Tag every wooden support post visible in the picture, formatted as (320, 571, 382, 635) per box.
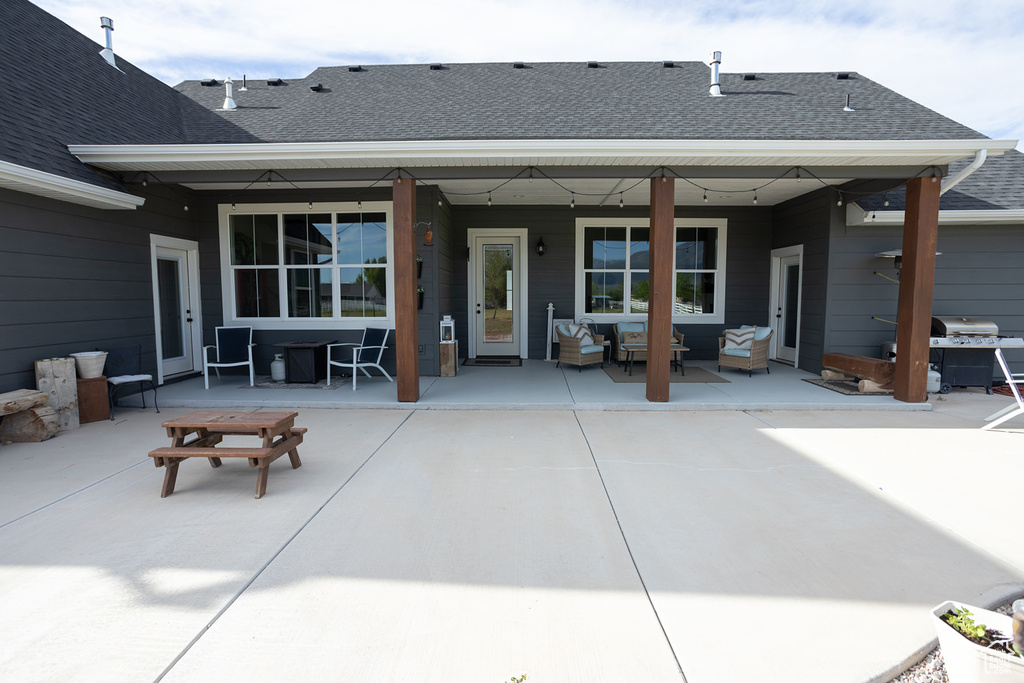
(647, 177, 675, 403)
(393, 178, 420, 402)
(894, 176, 941, 403)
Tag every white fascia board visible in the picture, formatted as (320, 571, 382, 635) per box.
(69, 138, 1019, 169)
(0, 159, 144, 210)
(847, 202, 1024, 226)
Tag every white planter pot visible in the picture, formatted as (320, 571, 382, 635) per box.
(69, 351, 108, 379)
(932, 601, 1024, 683)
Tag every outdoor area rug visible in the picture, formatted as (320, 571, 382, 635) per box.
(242, 377, 344, 390)
(463, 357, 522, 367)
(601, 365, 729, 384)
(802, 378, 892, 395)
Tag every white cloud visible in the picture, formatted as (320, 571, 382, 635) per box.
(31, 0, 1024, 147)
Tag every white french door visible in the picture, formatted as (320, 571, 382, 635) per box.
(769, 245, 803, 366)
(467, 229, 529, 358)
(151, 236, 202, 382)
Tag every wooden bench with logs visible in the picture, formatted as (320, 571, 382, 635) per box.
(821, 353, 895, 393)
(0, 389, 60, 442)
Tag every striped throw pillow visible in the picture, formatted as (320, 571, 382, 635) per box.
(566, 324, 594, 346)
(724, 326, 756, 350)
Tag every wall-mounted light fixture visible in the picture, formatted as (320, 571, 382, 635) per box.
(535, 237, 546, 256)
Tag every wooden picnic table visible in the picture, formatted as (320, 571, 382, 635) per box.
(148, 411, 305, 499)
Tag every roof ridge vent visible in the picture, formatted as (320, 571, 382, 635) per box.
(200, 78, 218, 86)
(513, 61, 526, 69)
(836, 72, 851, 80)
(98, 17, 120, 70)
(348, 65, 364, 72)
(220, 77, 237, 111)
(429, 63, 444, 70)
(662, 61, 675, 68)
(267, 78, 284, 86)
(309, 83, 323, 92)
(587, 61, 601, 68)
(742, 73, 756, 81)
(708, 51, 724, 96)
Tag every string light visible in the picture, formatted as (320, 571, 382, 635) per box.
(836, 193, 843, 207)
(308, 200, 313, 209)
(752, 192, 758, 205)
(795, 168, 801, 182)
(703, 190, 708, 203)
(619, 194, 624, 208)
(570, 193, 575, 209)
(487, 192, 492, 206)
(883, 194, 890, 207)
(231, 201, 236, 210)
(184, 205, 189, 212)
(357, 200, 362, 209)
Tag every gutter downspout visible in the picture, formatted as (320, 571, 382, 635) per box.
(940, 148, 986, 195)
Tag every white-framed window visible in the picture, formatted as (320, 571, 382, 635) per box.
(574, 217, 727, 324)
(219, 201, 394, 330)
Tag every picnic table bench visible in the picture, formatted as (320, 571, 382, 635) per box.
(149, 411, 305, 499)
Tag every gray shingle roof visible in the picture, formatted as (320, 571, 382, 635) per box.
(173, 61, 987, 144)
(0, 0, 252, 191)
(857, 150, 1024, 211)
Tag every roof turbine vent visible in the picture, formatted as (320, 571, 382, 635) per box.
(221, 77, 238, 111)
(98, 17, 117, 68)
(709, 51, 724, 97)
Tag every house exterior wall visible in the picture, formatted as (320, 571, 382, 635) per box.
(822, 217, 1024, 374)
(771, 187, 833, 373)
(190, 186, 443, 377)
(0, 185, 199, 393)
(451, 204, 775, 361)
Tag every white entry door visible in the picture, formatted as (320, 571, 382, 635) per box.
(468, 230, 528, 358)
(151, 236, 202, 382)
(769, 246, 802, 365)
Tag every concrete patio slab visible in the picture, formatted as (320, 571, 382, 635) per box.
(162, 411, 683, 682)
(0, 395, 1021, 682)
(0, 408, 411, 681)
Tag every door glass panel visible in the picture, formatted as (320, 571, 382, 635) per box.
(483, 244, 513, 343)
(157, 258, 184, 359)
(784, 263, 800, 347)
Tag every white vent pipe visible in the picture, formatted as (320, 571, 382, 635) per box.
(709, 51, 723, 96)
(99, 17, 116, 67)
(221, 77, 238, 111)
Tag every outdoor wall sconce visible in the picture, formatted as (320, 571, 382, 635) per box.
(535, 237, 546, 256)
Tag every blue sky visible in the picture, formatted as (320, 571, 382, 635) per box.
(32, 0, 1024, 149)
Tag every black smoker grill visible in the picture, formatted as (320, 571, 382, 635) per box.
(929, 316, 1000, 394)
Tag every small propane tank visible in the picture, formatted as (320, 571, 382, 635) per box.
(927, 367, 942, 394)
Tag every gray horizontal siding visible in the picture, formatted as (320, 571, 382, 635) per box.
(825, 221, 1024, 374)
(0, 185, 199, 393)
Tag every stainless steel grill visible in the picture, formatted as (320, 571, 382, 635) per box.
(928, 317, 1024, 393)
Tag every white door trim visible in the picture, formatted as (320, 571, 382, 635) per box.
(150, 235, 202, 384)
(467, 228, 530, 358)
(769, 244, 803, 366)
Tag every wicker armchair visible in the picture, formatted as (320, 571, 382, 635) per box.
(555, 324, 605, 371)
(718, 328, 773, 377)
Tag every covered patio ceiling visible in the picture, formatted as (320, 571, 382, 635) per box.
(68, 138, 1018, 208)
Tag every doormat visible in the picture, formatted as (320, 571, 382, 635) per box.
(602, 365, 729, 384)
(802, 378, 892, 396)
(463, 357, 522, 367)
(242, 376, 344, 390)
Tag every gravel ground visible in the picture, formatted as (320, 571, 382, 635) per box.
(889, 599, 1021, 683)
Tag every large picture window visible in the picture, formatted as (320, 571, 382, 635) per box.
(575, 218, 726, 323)
(220, 202, 393, 329)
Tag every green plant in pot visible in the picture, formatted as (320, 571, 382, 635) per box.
(932, 600, 1024, 682)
